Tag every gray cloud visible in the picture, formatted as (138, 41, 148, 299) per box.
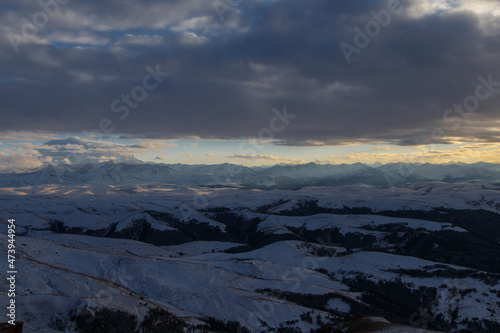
(10, 137, 169, 167)
(1, 0, 500, 146)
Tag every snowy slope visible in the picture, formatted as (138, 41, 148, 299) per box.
(0, 182, 499, 332)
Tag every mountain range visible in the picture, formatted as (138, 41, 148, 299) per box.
(1, 161, 500, 188)
(2, 160, 500, 332)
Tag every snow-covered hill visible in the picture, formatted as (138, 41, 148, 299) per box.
(1, 182, 500, 332)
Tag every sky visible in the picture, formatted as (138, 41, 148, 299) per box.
(1, 0, 500, 171)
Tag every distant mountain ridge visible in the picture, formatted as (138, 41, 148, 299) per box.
(1, 161, 500, 188)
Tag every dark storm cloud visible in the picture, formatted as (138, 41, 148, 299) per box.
(1, 0, 500, 145)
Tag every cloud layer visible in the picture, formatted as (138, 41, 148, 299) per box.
(0, 136, 172, 171)
(1, 0, 500, 147)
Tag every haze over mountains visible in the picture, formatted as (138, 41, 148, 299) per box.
(2, 161, 500, 189)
